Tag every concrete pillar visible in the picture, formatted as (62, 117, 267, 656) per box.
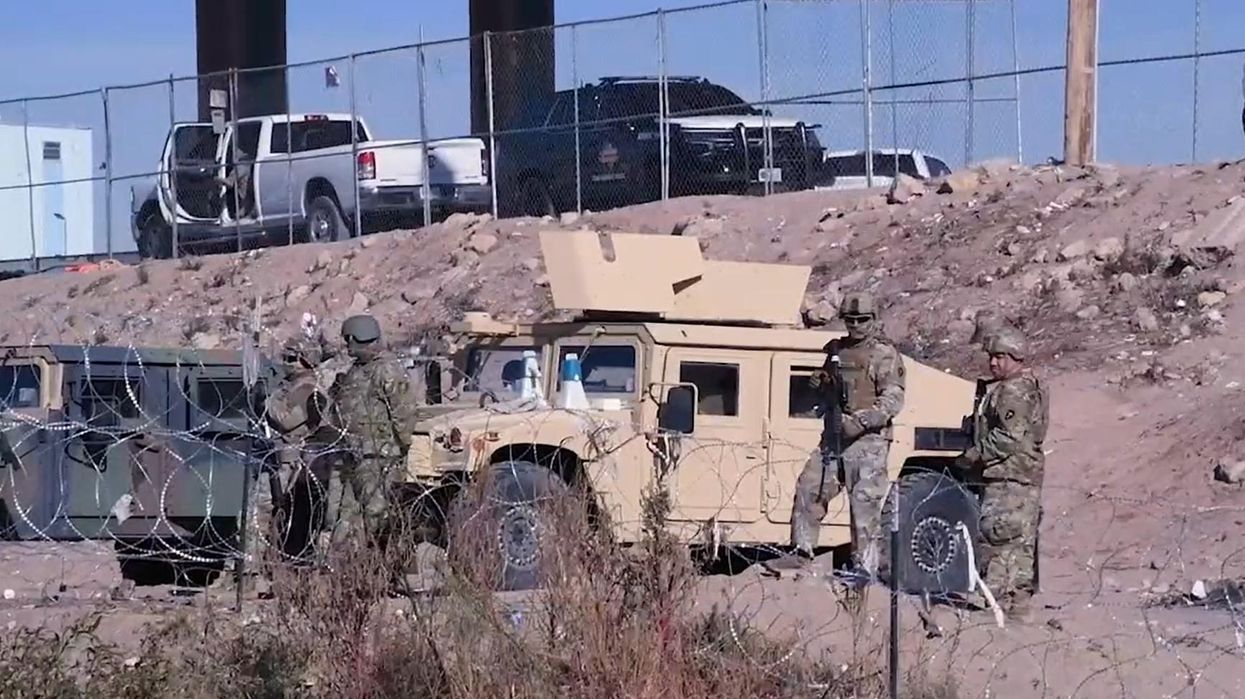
(469, 0, 556, 135)
(195, 0, 288, 122)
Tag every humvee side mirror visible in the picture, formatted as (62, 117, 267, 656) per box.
(659, 385, 696, 434)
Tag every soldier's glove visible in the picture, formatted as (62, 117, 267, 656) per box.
(952, 453, 974, 472)
(841, 415, 865, 440)
(808, 369, 831, 390)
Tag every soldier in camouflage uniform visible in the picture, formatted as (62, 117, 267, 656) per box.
(251, 336, 336, 566)
(956, 325, 1049, 617)
(777, 292, 906, 577)
(322, 315, 422, 557)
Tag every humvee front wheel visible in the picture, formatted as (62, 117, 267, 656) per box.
(879, 468, 980, 596)
(445, 460, 582, 591)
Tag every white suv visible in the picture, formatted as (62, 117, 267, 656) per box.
(818, 148, 952, 190)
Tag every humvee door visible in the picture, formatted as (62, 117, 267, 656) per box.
(660, 347, 767, 524)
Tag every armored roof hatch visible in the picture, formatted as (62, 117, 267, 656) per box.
(539, 229, 811, 326)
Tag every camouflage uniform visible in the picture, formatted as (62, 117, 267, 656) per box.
(790, 293, 906, 576)
(322, 315, 422, 553)
(959, 326, 1049, 610)
(248, 337, 337, 565)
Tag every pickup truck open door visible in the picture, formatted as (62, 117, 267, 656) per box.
(158, 123, 227, 225)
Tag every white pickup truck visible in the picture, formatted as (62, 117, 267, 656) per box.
(130, 113, 491, 258)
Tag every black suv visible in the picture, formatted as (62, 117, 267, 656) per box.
(493, 76, 825, 217)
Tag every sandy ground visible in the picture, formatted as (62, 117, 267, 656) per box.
(4, 158, 1245, 696)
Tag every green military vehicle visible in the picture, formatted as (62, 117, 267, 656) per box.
(398, 230, 984, 593)
(0, 344, 279, 584)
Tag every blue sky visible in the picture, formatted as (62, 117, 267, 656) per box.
(1, 0, 1243, 256)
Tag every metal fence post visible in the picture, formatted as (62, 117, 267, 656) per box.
(349, 55, 362, 237)
(285, 71, 294, 247)
(417, 30, 433, 229)
(103, 88, 114, 259)
(229, 68, 242, 254)
(658, 10, 669, 201)
(860, 0, 874, 187)
(484, 31, 500, 219)
(1009, 0, 1024, 163)
(1192, 0, 1201, 162)
(167, 75, 180, 259)
(756, 0, 773, 197)
(21, 100, 37, 271)
(965, 0, 976, 167)
(572, 25, 583, 214)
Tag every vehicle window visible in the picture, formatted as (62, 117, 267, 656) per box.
(270, 119, 367, 154)
(0, 365, 40, 409)
(464, 345, 542, 400)
(825, 155, 866, 178)
(197, 378, 250, 421)
(173, 126, 220, 163)
(234, 122, 262, 159)
(871, 153, 900, 178)
(926, 156, 952, 177)
(558, 345, 636, 394)
(679, 361, 739, 417)
(897, 154, 920, 178)
(788, 366, 821, 419)
(666, 82, 758, 116)
(546, 93, 574, 128)
(80, 377, 143, 425)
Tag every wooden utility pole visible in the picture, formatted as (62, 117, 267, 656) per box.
(1063, 0, 1099, 165)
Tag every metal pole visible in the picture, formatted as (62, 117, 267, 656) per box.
(484, 31, 499, 219)
(349, 55, 362, 238)
(572, 25, 583, 215)
(756, 0, 773, 196)
(889, 0, 899, 182)
(103, 88, 114, 258)
(1009, 0, 1024, 163)
(21, 100, 37, 271)
(417, 28, 433, 229)
(285, 70, 294, 248)
(168, 74, 180, 259)
(229, 69, 242, 254)
(965, 0, 976, 167)
(1192, 0, 1201, 162)
(861, 0, 874, 187)
(658, 11, 669, 201)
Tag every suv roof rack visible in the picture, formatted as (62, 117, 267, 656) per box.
(597, 75, 707, 85)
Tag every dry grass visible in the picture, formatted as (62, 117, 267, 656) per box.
(0, 474, 960, 698)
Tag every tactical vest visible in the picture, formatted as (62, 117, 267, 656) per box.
(834, 340, 880, 414)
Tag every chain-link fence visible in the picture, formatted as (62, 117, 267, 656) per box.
(5, 0, 1245, 263)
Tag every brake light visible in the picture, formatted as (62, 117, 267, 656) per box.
(481, 148, 490, 179)
(306, 114, 328, 121)
(357, 151, 375, 180)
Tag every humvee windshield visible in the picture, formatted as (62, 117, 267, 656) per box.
(464, 345, 541, 401)
(0, 365, 40, 409)
(556, 345, 636, 395)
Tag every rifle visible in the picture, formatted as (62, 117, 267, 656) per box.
(961, 377, 991, 443)
(817, 355, 846, 502)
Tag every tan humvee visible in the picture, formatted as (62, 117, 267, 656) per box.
(402, 230, 981, 591)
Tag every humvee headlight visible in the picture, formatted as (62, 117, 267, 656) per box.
(447, 427, 464, 449)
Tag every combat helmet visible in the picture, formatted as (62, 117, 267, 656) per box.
(342, 314, 382, 344)
(984, 325, 1026, 360)
(838, 291, 879, 339)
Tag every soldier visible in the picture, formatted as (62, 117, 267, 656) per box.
(773, 292, 906, 577)
(956, 325, 1049, 618)
(322, 314, 422, 561)
(253, 336, 336, 565)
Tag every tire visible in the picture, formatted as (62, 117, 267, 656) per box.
(444, 460, 576, 591)
(137, 213, 173, 259)
(306, 194, 347, 243)
(519, 176, 556, 218)
(878, 467, 980, 595)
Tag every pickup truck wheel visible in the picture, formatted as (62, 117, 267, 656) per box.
(307, 195, 346, 243)
(878, 468, 980, 596)
(137, 214, 173, 259)
(444, 460, 578, 591)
